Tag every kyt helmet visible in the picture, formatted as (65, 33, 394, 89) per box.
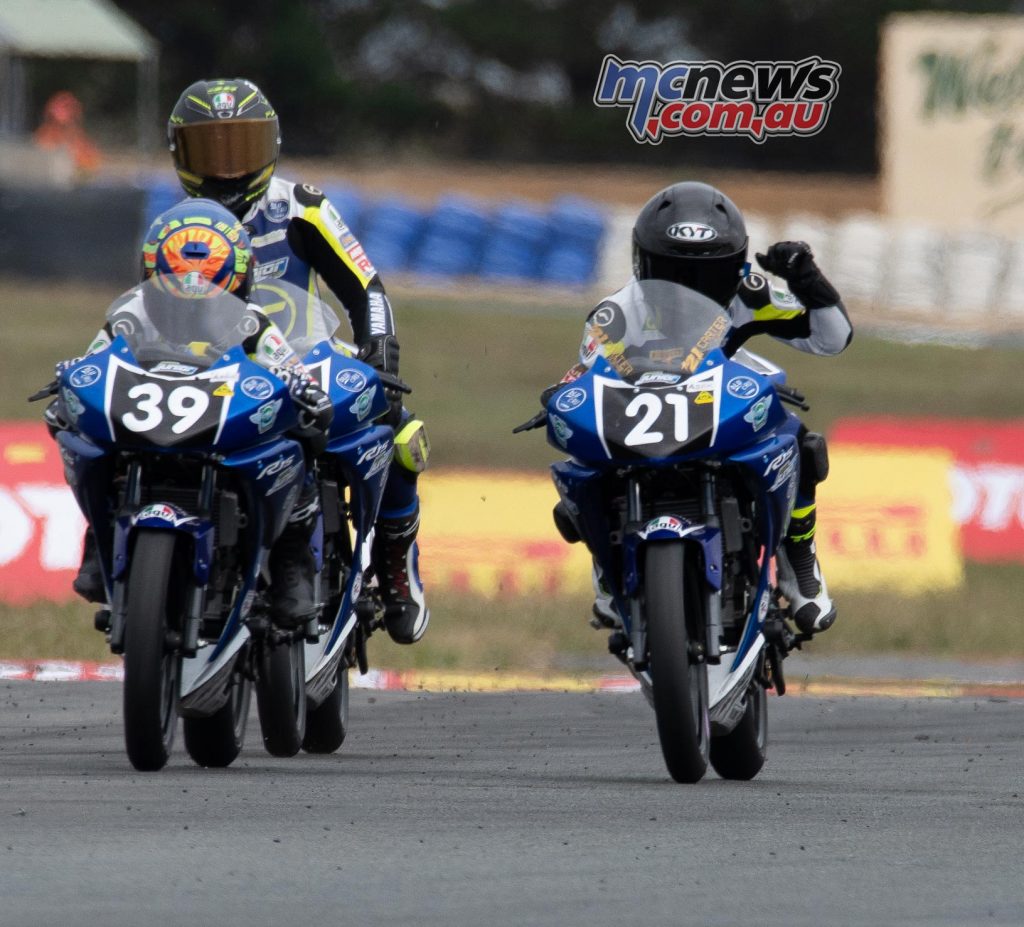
(632, 182, 748, 308)
(141, 198, 253, 300)
(167, 78, 280, 215)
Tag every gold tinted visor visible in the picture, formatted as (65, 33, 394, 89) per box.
(170, 120, 279, 179)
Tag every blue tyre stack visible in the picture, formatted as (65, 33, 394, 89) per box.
(539, 196, 606, 286)
(356, 198, 426, 274)
(478, 202, 552, 281)
(410, 196, 491, 278)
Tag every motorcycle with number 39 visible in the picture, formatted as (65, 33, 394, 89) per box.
(516, 279, 817, 783)
(34, 275, 399, 771)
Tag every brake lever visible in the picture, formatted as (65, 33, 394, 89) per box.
(28, 380, 59, 402)
(776, 384, 810, 411)
(513, 410, 547, 434)
(376, 370, 412, 395)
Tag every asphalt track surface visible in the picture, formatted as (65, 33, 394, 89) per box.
(2, 683, 1022, 927)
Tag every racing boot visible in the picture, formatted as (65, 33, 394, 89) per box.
(72, 527, 105, 604)
(372, 507, 429, 645)
(776, 503, 836, 634)
(268, 488, 319, 628)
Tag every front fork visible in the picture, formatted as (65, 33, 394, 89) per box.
(626, 470, 723, 671)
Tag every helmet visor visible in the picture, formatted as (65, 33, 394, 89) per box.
(170, 120, 278, 180)
(639, 250, 747, 308)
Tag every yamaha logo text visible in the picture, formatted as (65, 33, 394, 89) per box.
(594, 55, 841, 145)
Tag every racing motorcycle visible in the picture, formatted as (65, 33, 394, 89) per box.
(515, 279, 817, 783)
(33, 276, 397, 771)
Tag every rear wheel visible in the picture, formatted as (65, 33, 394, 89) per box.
(710, 681, 768, 780)
(255, 636, 307, 757)
(183, 667, 252, 768)
(123, 530, 181, 772)
(644, 542, 710, 784)
(302, 664, 350, 754)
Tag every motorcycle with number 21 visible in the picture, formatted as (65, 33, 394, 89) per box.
(516, 279, 819, 783)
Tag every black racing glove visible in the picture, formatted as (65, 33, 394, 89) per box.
(358, 335, 403, 427)
(755, 241, 840, 310)
(271, 365, 334, 434)
(358, 334, 400, 375)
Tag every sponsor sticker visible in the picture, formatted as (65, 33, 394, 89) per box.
(266, 199, 290, 222)
(151, 361, 198, 376)
(350, 385, 377, 422)
(250, 398, 282, 434)
(134, 503, 197, 527)
(592, 305, 616, 328)
(636, 371, 681, 386)
(69, 365, 101, 388)
(694, 390, 714, 405)
(555, 387, 587, 413)
(744, 395, 773, 432)
(241, 376, 274, 400)
(727, 375, 759, 399)
(550, 415, 573, 448)
(254, 256, 289, 281)
(213, 382, 233, 397)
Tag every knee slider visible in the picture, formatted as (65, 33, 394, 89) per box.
(801, 432, 829, 485)
(394, 418, 430, 473)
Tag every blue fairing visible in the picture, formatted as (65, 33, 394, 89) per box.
(548, 346, 802, 674)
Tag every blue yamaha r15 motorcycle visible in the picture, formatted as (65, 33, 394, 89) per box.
(516, 279, 815, 784)
(250, 280, 400, 755)
(35, 276, 393, 770)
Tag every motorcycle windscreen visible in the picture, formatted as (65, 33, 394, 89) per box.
(104, 274, 251, 370)
(593, 280, 731, 460)
(249, 279, 343, 356)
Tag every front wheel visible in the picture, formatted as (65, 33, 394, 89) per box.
(123, 530, 182, 772)
(710, 681, 768, 780)
(302, 664, 350, 754)
(644, 541, 710, 784)
(183, 667, 252, 768)
(255, 636, 307, 757)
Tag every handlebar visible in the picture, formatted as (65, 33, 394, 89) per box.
(512, 410, 547, 434)
(28, 380, 59, 402)
(776, 383, 810, 411)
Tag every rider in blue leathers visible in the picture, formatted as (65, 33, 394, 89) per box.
(161, 78, 429, 644)
(559, 182, 852, 635)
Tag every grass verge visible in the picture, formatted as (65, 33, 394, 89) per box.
(5, 562, 1024, 669)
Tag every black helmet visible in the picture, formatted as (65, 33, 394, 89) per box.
(632, 182, 748, 307)
(167, 78, 280, 216)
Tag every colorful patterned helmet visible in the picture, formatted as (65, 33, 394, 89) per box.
(167, 78, 280, 216)
(141, 198, 253, 300)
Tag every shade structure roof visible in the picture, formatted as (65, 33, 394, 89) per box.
(0, 0, 156, 61)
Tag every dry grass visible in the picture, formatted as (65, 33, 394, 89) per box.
(6, 562, 1024, 669)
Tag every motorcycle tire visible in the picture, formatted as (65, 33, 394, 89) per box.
(183, 668, 252, 768)
(302, 664, 349, 754)
(255, 636, 307, 757)
(709, 681, 768, 780)
(644, 541, 710, 784)
(123, 530, 182, 772)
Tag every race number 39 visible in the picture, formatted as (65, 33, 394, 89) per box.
(122, 384, 211, 435)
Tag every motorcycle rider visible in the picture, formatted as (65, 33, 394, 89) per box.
(58, 199, 333, 626)
(558, 181, 852, 635)
(160, 77, 429, 645)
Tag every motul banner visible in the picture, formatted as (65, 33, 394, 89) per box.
(831, 418, 1024, 563)
(0, 423, 86, 604)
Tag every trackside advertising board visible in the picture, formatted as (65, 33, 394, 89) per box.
(831, 418, 1024, 564)
(882, 14, 1024, 233)
(0, 422, 965, 604)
